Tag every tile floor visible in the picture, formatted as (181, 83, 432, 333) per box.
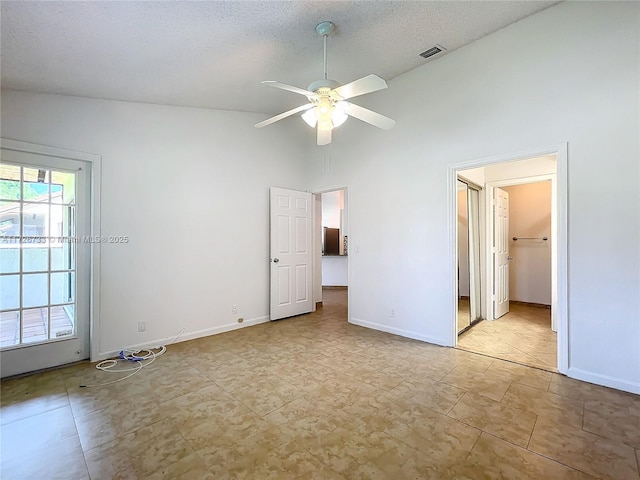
(458, 302, 557, 371)
(1, 289, 639, 479)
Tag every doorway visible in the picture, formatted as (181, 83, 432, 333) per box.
(312, 188, 348, 309)
(0, 143, 96, 377)
(449, 148, 568, 374)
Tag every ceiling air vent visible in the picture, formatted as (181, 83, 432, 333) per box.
(419, 44, 446, 59)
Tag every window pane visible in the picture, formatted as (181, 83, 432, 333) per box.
(0, 274, 20, 310)
(22, 203, 48, 237)
(1, 201, 21, 239)
(0, 247, 19, 274)
(51, 271, 74, 305)
(0, 163, 80, 349)
(51, 241, 74, 271)
(22, 273, 48, 308)
(51, 171, 75, 205)
(50, 205, 74, 238)
(22, 246, 48, 273)
(0, 310, 20, 347)
(22, 307, 48, 344)
(0, 165, 21, 201)
(23, 168, 49, 202)
(50, 305, 74, 339)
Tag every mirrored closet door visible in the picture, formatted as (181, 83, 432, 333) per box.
(457, 178, 482, 334)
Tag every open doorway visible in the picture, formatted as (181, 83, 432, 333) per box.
(451, 151, 567, 373)
(313, 188, 348, 309)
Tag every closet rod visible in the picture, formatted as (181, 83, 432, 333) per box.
(513, 236, 548, 241)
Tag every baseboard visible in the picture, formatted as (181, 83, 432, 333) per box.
(94, 315, 270, 362)
(350, 317, 448, 347)
(567, 367, 640, 395)
(510, 300, 551, 309)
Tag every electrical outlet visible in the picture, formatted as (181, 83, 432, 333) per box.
(389, 308, 395, 317)
(237, 317, 244, 323)
(138, 321, 146, 332)
(231, 305, 238, 314)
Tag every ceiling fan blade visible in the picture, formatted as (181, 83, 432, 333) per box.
(333, 74, 388, 100)
(261, 81, 315, 97)
(346, 103, 396, 130)
(255, 103, 314, 128)
(317, 127, 332, 146)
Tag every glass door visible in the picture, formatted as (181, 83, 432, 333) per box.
(0, 151, 90, 376)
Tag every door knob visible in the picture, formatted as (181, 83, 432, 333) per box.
(273, 258, 279, 263)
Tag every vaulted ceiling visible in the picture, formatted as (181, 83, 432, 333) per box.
(1, 1, 557, 115)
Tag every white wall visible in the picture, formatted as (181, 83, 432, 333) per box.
(0, 90, 308, 358)
(484, 155, 556, 182)
(322, 190, 341, 228)
(307, 2, 640, 393)
(322, 256, 348, 286)
(503, 182, 551, 305)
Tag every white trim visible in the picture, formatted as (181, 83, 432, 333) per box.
(313, 185, 350, 195)
(447, 165, 458, 347)
(94, 315, 270, 361)
(555, 144, 569, 374)
(487, 174, 553, 187)
(350, 317, 448, 346)
(0, 138, 102, 364)
(312, 193, 322, 307)
(1, 138, 101, 164)
(447, 144, 568, 374)
(567, 367, 640, 395)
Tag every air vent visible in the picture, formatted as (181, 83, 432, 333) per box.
(419, 44, 446, 59)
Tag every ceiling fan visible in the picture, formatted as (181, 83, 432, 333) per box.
(255, 21, 396, 146)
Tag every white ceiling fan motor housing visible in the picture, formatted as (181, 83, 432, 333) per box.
(307, 79, 340, 93)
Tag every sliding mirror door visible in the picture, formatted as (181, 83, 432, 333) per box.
(457, 179, 482, 334)
(457, 181, 471, 332)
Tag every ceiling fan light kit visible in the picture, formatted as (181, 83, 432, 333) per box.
(255, 21, 395, 145)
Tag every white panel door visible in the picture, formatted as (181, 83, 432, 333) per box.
(270, 187, 313, 320)
(1, 150, 91, 377)
(493, 187, 510, 319)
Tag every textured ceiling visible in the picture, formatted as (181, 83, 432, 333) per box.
(1, 1, 557, 115)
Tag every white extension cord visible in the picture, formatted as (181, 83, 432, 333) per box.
(79, 328, 185, 388)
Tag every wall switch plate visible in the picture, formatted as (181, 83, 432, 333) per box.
(138, 321, 146, 332)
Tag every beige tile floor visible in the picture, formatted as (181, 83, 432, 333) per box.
(1, 288, 639, 479)
(458, 302, 557, 371)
